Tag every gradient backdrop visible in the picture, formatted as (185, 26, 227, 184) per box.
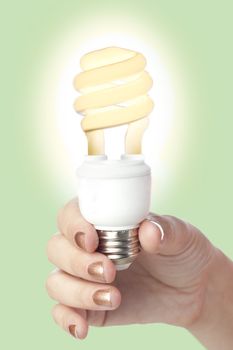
(1, 1, 232, 349)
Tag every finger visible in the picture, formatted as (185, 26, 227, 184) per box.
(138, 220, 163, 254)
(139, 213, 194, 255)
(46, 270, 121, 311)
(47, 234, 116, 283)
(52, 304, 88, 339)
(57, 198, 98, 253)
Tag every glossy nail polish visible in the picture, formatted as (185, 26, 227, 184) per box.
(93, 289, 112, 306)
(74, 232, 86, 250)
(88, 261, 105, 282)
(68, 324, 78, 339)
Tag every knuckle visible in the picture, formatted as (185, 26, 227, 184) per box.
(45, 275, 53, 295)
(46, 234, 60, 262)
(45, 270, 59, 297)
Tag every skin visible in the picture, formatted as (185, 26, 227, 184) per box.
(46, 198, 233, 348)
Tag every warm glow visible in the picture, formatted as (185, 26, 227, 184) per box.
(34, 13, 184, 198)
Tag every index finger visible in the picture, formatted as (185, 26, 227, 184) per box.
(57, 198, 99, 253)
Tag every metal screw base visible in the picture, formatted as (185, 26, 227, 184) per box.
(97, 228, 140, 270)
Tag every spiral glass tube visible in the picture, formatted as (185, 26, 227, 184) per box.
(73, 47, 154, 155)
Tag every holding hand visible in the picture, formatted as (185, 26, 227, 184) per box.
(46, 198, 233, 349)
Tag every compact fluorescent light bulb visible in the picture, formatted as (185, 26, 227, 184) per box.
(74, 47, 154, 270)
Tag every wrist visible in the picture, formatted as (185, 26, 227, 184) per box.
(187, 248, 233, 349)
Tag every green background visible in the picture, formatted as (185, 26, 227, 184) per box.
(1, 0, 232, 349)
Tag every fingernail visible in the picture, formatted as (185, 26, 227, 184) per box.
(93, 289, 112, 307)
(68, 324, 79, 339)
(88, 261, 105, 282)
(149, 220, 165, 241)
(74, 232, 86, 250)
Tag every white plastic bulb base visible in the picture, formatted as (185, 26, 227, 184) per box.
(76, 154, 151, 270)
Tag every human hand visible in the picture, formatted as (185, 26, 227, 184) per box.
(46, 198, 233, 349)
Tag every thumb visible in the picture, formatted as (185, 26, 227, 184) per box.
(138, 213, 194, 255)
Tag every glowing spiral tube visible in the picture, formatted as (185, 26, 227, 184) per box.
(73, 47, 154, 155)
